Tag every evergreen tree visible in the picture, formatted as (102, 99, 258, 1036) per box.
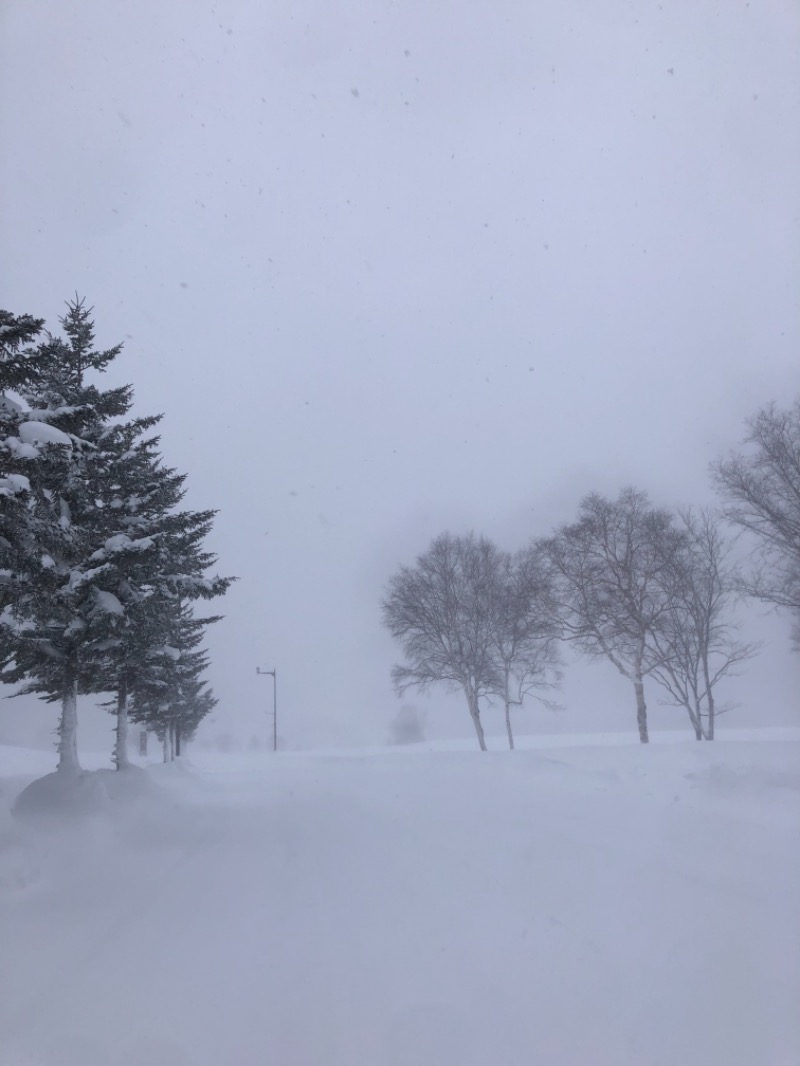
(79, 413, 184, 767)
(1, 308, 50, 564)
(3, 300, 233, 771)
(130, 600, 220, 759)
(78, 401, 233, 767)
(1, 300, 131, 770)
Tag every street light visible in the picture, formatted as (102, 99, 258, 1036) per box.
(256, 667, 277, 751)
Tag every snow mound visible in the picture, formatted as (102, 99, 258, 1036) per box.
(12, 770, 111, 820)
(11, 765, 161, 821)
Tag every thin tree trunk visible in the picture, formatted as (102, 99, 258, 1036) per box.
(175, 723, 181, 757)
(114, 679, 130, 770)
(465, 688, 487, 751)
(503, 671, 515, 750)
(633, 677, 649, 744)
(57, 680, 81, 773)
(702, 657, 715, 740)
(504, 700, 515, 751)
(162, 734, 169, 763)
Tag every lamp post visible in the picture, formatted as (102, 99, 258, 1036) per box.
(256, 667, 277, 751)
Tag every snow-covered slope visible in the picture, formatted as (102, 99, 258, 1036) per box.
(1, 734, 798, 1065)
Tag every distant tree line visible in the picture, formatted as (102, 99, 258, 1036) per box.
(383, 399, 800, 748)
(0, 300, 234, 771)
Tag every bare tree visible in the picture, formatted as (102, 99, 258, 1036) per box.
(649, 509, 759, 739)
(713, 400, 800, 614)
(490, 547, 561, 749)
(538, 489, 683, 743)
(381, 532, 500, 751)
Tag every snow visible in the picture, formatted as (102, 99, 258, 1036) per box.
(89, 534, 155, 561)
(149, 643, 181, 661)
(0, 605, 34, 634)
(0, 473, 31, 496)
(0, 732, 798, 1065)
(3, 436, 39, 459)
(0, 392, 25, 414)
(91, 589, 124, 616)
(17, 421, 72, 448)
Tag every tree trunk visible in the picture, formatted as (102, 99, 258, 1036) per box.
(465, 688, 487, 751)
(503, 671, 514, 750)
(175, 723, 182, 757)
(114, 679, 130, 770)
(162, 734, 169, 763)
(703, 658, 715, 740)
(633, 677, 649, 744)
(504, 699, 515, 751)
(57, 680, 81, 773)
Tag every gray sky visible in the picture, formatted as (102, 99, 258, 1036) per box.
(2, 1, 799, 747)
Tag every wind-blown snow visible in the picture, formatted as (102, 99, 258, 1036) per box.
(0, 732, 798, 1065)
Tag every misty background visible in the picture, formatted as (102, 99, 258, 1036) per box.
(2, 0, 798, 749)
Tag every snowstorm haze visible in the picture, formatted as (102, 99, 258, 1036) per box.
(2, 1, 798, 746)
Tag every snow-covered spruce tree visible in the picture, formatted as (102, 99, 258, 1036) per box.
(1, 309, 51, 560)
(76, 402, 233, 769)
(0, 299, 131, 771)
(0, 309, 46, 392)
(1, 310, 59, 729)
(2, 300, 233, 772)
(129, 600, 220, 760)
(1, 309, 50, 612)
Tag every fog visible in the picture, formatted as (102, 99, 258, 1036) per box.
(2, 1, 798, 748)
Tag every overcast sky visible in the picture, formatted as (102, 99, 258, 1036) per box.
(2, 1, 799, 747)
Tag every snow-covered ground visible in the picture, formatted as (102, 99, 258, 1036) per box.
(1, 731, 798, 1066)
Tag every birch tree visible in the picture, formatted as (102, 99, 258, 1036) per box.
(649, 509, 758, 739)
(713, 399, 800, 618)
(489, 547, 561, 749)
(538, 489, 683, 743)
(382, 532, 500, 750)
